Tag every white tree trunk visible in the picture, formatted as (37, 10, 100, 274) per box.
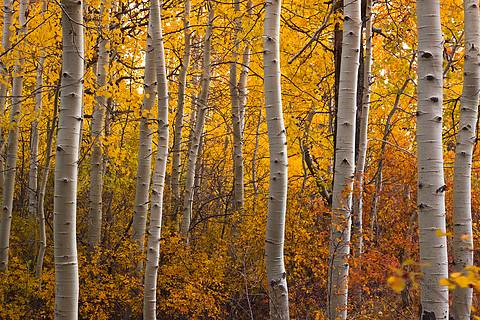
(29, 53, 45, 221)
(0, 0, 28, 272)
(88, 0, 110, 251)
(131, 20, 157, 248)
(180, 8, 214, 240)
(54, 0, 84, 317)
(230, 0, 243, 212)
(263, 0, 289, 318)
(451, 0, 480, 318)
(36, 81, 59, 278)
(327, 0, 361, 318)
(353, 0, 372, 301)
(170, 0, 191, 231)
(143, 0, 169, 317)
(0, 0, 14, 190)
(416, 1, 449, 318)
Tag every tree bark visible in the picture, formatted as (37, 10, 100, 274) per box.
(180, 7, 214, 240)
(131, 17, 157, 249)
(451, 0, 480, 318)
(0, 0, 14, 191)
(230, 0, 243, 213)
(327, 0, 361, 318)
(88, 0, 110, 252)
(54, 0, 84, 317)
(36, 78, 59, 279)
(143, 0, 169, 317)
(352, 0, 372, 303)
(416, 1, 449, 318)
(264, 0, 289, 318)
(170, 0, 192, 231)
(0, 0, 29, 272)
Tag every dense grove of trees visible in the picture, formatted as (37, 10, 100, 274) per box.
(0, 0, 480, 319)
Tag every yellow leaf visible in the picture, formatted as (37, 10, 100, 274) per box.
(455, 276, 471, 288)
(387, 276, 406, 292)
(439, 278, 450, 286)
(402, 259, 415, 266)
(460, 234, 471, 241)
(435, 229, 452, 237)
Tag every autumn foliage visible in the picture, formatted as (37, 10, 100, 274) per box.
(0, 0, 479, 318)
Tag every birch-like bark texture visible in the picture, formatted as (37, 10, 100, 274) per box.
(29, 54, 45, 221)
(143, 0, 169, 317)
(353, 0, 372, 277)
(263, 0, 289, 318)
(0, 0, 14, 189)
(180, 7, 214, 239)
(230, 0, 243, 212)
(88, 0, 110, 251)
(326, 0, 361, 318)
(416, 1, 449, 318)
(170, 0, 191, 231)
(0, 0, 28, 272)
(54, 0, 84, 317)
(131, 16, 157, 249)
(451, 0, 480, 318)
(36, 82, 59, 278)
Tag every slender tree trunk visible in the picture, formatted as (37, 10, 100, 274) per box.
(264, 0, 289, 318)
(451, 0, 480, 318)
(253, 109, 262, 197)
(0, 0, 14, 191)
(352, 0, 372, 303)
(143, 0, 169, 317)
(180, 7, 214, 240)
(36, 79, 59, 279)
(29, 55, 45, 221)
(29, 0, 48, 223)
(170, 0, 191, 231)
(327, 0, 361, 318)
(230, 0, 244, 213)
(0, 0, 29, 272)
(88, 0, 110, 252)
(131, 16, 156, 250)
(416, 1, 449, 318)
(54, 0, 84, 317)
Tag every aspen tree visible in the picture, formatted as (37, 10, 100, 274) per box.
(171, 0, 191, 231)
(230, 0, 243, 212)
(451, 0, 480, 318)
(0, 0, 29, 272)
(131, 15, 157, 249)
(143, 0, 169, 316)
(353, 0, 372, 289)
(263, 0, 289, 318)
(326, 0, 361, 318)
(0, 0, 14, 190)
(180, 6, 214, 239)
(54, 0, 84, 317)
(29, 51, 46, 221)
(416, 0, 449, 318)
(36, 81, 59, 278)
(88, 0, 110, 252)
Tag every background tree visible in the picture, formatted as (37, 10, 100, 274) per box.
(451, 0, 480, 318)
(180, 5, 215, 239)
(0, 0, 29, 272)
